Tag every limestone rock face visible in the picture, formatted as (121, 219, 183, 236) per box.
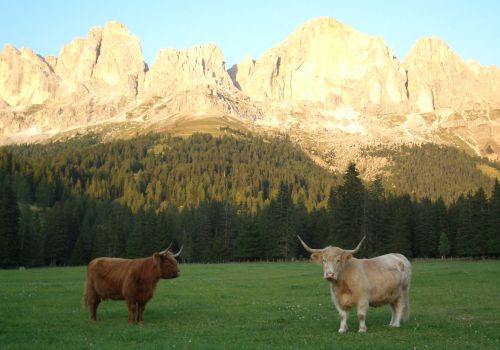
(404, 38, 500, 113)
(92, 22, 146, 97)
(230, 17, 409, 114)
(44, 56, 58, 71)
(0, 44, 60, 106)
(55, 27, 102, 86)
(228, 54, 255, 90)
(144, 44, 234, 97)
(1, 18, 499, 162)
(55, 22, 146, 98)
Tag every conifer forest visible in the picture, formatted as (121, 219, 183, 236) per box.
(1, 133, 499, 267)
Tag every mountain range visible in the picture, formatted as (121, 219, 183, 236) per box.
(1, 17, 499, 177)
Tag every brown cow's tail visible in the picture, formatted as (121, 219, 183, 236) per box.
(82, 280, 88, 309)
(82, 274, 92, 309)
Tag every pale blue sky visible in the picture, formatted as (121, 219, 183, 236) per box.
(1, 0, 499, 68)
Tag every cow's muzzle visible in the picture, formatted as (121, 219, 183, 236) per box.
(324, 271, 337, 281)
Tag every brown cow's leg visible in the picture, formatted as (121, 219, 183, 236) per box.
(89, 295, 100, 322)
(137, 302, 146, 325)
(127, 301, 137, 324)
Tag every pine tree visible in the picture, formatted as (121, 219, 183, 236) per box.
(18, 205, 35, 266)
(30, 212, 45, 266)
(362, 176, 388, 255)
(234, 215, 261, 261)
(43, 202, 70, 265)
(0, 177, 21, 267)
(274, 182, 295, 259)
(258, 204, 279, 259)
(470, 187, 488, 256)
(438, 232, 451, 259)
(70, 213, 94, 264)
(487, 180, 500, 255)
(326, 184, 341, 244)
(126, 212, 145, 258)
(413, 198, 438, 257)
(192, 202, 212, 261)
(455, 194, 474, 256)
(334, 163, 365, 249)
(385, 195, 413, 257)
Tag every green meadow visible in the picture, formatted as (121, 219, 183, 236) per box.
(0, 260, 499, 349)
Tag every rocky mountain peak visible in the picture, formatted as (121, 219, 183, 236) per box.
(404, 37, 500, 113)
(0, 18, 498, 163)
(405, 37, 456, 63)
(54, 21, 145, 99)
(287, 16, 359, 41)
(0, 44, 59, 106)
(102, 21, 130, 35)
(143, 43, 234, 98)
(91, 21, 146, 97)
(230, 16, 409, 114)
(55, 26, 102, 86)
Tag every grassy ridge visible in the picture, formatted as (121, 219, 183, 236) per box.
(0, 261, 499, 349)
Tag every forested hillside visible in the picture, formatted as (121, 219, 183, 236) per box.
(365, 143, 499, 202)
(0, 133, 499, 267)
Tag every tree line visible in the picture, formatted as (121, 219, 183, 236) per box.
(0, 133, 499, 267)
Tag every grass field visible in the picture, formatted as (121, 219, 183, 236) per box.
(1, 260, 499, 349)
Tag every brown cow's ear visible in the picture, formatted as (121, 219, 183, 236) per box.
(311, 252, 323, 265)
(153, 253, 162, 265)
(342, 253, 352, 262)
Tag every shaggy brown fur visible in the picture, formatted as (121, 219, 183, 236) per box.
(83, 251, 180, 324)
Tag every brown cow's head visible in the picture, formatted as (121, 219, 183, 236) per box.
(153, 246, 183, 279)
(297, 236, 365, 282)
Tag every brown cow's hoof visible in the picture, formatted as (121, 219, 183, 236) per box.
(358, 328, 367, 333)
(338, 328, 347, 334)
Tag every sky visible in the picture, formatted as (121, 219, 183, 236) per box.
(1, 0, 499, 68)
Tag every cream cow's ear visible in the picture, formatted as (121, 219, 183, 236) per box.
(311, 252, 323, 265)
(342, 252, 352, 262)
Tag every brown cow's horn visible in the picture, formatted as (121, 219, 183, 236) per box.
(172, 246, 183, 257)
(345, 236, 366, 254)
(297, 235, 323, 253)
(159, 241, 174, 255)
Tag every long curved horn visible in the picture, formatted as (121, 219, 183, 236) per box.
(159, 241, 174, 255)
(297, 235, 323, 253)
(345, 236, 366, 254)
(172, 246, 183, 258)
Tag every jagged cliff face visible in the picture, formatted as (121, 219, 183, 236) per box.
(0, 18, 499, 167)
(55, 27, 102, 90)
(0, 45, 59, 106)
(229, 18, 409, 114)
(0, 22, 236, 139)
(55, 22, 146, 99)
(404, 38, 500, 113)
(144, 44, 234, 98)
